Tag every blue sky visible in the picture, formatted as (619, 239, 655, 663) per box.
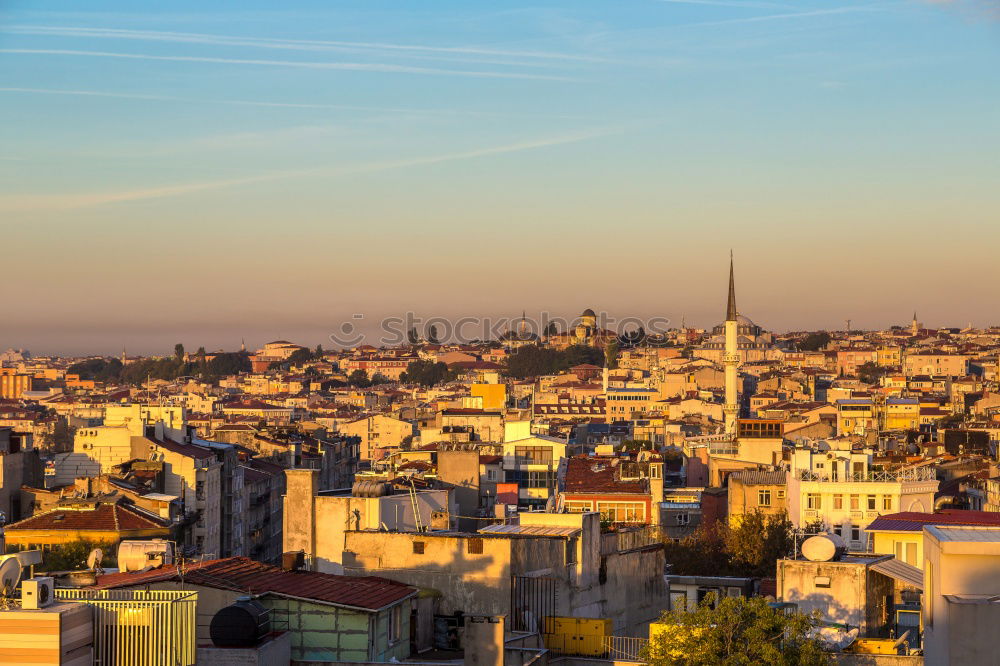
(1, 1, 998, 354)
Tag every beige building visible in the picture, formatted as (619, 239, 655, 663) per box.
(903, 352, 969, 378)
(283, 469, 451, 575)
(727, 470, 787, 524)
(923, 525, 1000, 664)
(786, 447, 938, 550)
(340, 413, 416, 461)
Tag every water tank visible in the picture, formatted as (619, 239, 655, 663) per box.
(210, 598, 271, 648)
(117, 539, 175, 573)
(801, 534, 846, 562)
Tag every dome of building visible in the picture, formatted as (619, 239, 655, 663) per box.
(581, 308, 596, 318)
(712, 314, 762, 338)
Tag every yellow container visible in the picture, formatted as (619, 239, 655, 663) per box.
(543, 617, 611, 656)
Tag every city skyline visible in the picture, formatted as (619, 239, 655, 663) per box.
(2, 0, 999, 354)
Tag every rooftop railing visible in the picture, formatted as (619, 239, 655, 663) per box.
(796, 467, 937, 483)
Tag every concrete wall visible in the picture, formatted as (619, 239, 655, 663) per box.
(777, 559, 892, 636)
(283, 469, 451, 574)
(196, 631, 291, 665)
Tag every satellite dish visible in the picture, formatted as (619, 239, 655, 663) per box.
(0, 559, 21, 597)
(87, 548, 104, 572)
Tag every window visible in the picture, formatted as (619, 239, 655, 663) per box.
(850, 495, 860, 510)
(514, 446, 553, 465)
(806, 494, 821, 510)
(467, 538, 484, 554)
(388, 604, 402, 644)
(882, 496, 893, 511)
(776, 489, 786, 500)
(412, 541, 425, 554)
(867, 495, 877, 511)
(758, 489, 771, 507)
(676, 513, 690, 526)
(833, 495, 844, 510)
(851, 526, 861, 543)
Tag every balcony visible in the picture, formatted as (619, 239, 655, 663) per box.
(796, 467, 936, 483)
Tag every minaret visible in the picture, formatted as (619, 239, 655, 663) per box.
(911, 312, 919, 336)
(723, 254, 740, 435)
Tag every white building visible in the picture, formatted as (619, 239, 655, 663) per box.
(786, 445, 938, 550)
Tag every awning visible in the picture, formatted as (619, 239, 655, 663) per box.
(871, 558, 923, 590)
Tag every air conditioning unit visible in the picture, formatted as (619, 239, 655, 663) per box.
(22, 577, 54, 609)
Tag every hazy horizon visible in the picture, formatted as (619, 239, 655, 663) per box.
(3, 0, 998, 356)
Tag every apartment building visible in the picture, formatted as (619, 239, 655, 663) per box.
(786, 446, 938, 550)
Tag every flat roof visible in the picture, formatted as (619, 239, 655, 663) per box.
(926, 525, 1000, 543)
(478, 524, 580, 538)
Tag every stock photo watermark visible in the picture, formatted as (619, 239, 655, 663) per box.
(329, 312, 674, 348)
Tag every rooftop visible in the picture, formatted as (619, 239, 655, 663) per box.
(94, 557, 416, 611)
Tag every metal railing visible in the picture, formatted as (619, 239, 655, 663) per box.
(56, 589, 197, 666)
(603, 635, 649, 662)
(796, 467, 936, 483)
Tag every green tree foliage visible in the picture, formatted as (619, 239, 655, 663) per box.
(724, 511, 796, 578)
(604, 340, 620, 369)
(68, 358, 123, 383)
(314, 344, 324, 358)
(856, 361, 885, 384)
(348, 369, 370, 387)
(34, 539, 118, 573)
(174, 343, 185, 362)
(797, 332, 831, 352)
(427, 325, 440, 344)
(71, 349, 251, 386)
(407, 327, 420, 344)
(662, 525, 730, 576)
(644, 595, 829, 666)
(505, 345, 604, 379)
(663, 511, 794, 578)
(284, 347, 315, 367)
(544, 321, 560, 336)
(400, 360, 454, 387)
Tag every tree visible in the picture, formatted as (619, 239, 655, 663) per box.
(662, 525, 730, 576)
(400, 360, 453, 387)
(798, 332, 831, 352)
(35, 539, 118, 573)
(544, 321, 560, 336)
(348, 369, 370, 387)
(604, 340, 620, 370)
(644, 595, 829, 666)
(724, 510, 795, 578)
(505, 344, 604, 379)
(174, 343, 185, 362)
(427, 325, 440, 344)
(407, 327, 420, 344)
(856, 361, 884, 385)
(661, 511, 794, 578)
(285, 347, 315, 367)
(314, 344, 324, 358)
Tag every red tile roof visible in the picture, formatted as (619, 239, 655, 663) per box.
(564, 457, 648, 495)
(94, 557, 416, 610)
(5, 502, 170, 532)
(866, 510, 1000, 532)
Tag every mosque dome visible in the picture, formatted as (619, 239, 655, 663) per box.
(581, 308, 596, 318)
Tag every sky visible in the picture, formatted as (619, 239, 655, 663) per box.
(1, 0, 998, 355)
